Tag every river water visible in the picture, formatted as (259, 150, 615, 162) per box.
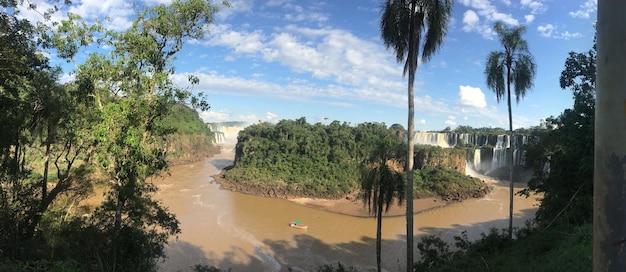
(156, 144, 539, 272)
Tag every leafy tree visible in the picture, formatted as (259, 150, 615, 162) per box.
(379, 0, 453, 268)
(453, 125, 474, 134)
(523, 36, 595, 228)
(484, 21, 536, 239)
(0, 1, 81, 254)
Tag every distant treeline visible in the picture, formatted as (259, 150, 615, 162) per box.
(223, 117, 485, 199)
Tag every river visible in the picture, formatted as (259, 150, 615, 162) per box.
(156, 144, 539, 272)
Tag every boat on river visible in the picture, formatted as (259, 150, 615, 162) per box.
(290, 221, 308, 229)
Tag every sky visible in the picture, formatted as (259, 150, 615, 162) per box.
(23, 0, 598, 131)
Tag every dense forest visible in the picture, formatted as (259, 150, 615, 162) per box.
(0, 0, 223, 271)
(219, 118, 486, 200)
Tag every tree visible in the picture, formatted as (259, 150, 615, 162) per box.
(361, 135, 405, 272)
(523, 35, 595, 228)
(595, 2, 626, 270)
(484, 21, 536, 239)
(379, 0, 453, 269)
(42, 0, 225, 270)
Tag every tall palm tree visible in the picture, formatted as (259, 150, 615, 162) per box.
(380, 0, 453, 269)
(484, 21, 536, 239)
(361, 141, 405, 272)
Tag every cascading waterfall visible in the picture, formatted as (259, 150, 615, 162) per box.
(413, 132, 529, 174)
(208, 122, 247, 145)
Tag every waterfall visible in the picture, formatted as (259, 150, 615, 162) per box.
(413, 132, 530, 175)
(208, 122, 247, 145)
(413, 132, 456, 148)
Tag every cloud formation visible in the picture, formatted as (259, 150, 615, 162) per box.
(459, 0, 519, 38)
(459, 85, 487, 108)
(569, 0, 597, 19)
(537, 24, 582, 40)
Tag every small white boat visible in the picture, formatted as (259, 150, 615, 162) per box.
(289, 222, 308, 229)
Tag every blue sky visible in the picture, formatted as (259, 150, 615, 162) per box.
(25, 0, 598, 131)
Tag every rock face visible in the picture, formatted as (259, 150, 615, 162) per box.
(414, 147, 466, 174)
(165, 134, 220, 165)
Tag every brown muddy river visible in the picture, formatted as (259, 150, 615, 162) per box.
(155, 144, 539, 272)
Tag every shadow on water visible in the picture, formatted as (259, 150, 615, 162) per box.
(161, 240, 267, 272)
(160, 207, 537, 272)
(417, 207, 537, 242)
(209, 159, 235, 169)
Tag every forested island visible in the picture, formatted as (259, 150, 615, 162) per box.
(214, 118, 489, 202)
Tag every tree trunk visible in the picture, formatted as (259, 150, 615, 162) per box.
(406, 1, 418, 269)
(112, 189, 125, 272)
(377, 192, 383, 272)
(506, 59, 514, 240)
(594, 1, 626, 270)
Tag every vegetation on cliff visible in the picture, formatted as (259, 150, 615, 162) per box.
(159, 103, 219, 164)
(219, 117, 485, 200)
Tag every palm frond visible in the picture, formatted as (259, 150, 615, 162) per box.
(512, 53, 537, 103)
(485, 51, 506, 102)
(380, 0, 410, 63)
(421, 0, 453, 62)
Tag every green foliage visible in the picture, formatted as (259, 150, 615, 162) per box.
(317, 262, 358, 272)
(414, 224, 592, 272)
(225, 118, 484, 200)
(227, 119, 384, 197)
(157, 103, 213, 136)
(417, 166, 483, 198)
(522, 35, 595, 228)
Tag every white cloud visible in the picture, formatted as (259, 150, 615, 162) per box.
(216, 0, 252, 19)
(68, 0, 134, 30)
(521, 0, 547, 14)
(462, 10, 480, 31)
(537, 24, 582, 40)
(444, 119, 457, 126)
(537, 24, 555, 37)
(283, 4, 329, 23)
(459, 0, 519, 39)
(569, 0, 597, 19)
(237, 112, 281, 124)
(206, 24, 404, 91)
(459, 85, 487, 108)
(209, 27, 265, 54)
(417, 119, 427, 125)
(199, 110, 232, 122)
(524, 14, 535, 24)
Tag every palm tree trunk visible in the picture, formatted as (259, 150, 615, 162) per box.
(406, 1, 418, 269)
(507, 63, 514, 240)
(406, 76, 415, 271)
(377, 193, 383, 272)
(594, 2, 626, 270)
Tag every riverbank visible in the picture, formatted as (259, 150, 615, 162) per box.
(212, 167, 492, 218)
(287, 194, 447, 217)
